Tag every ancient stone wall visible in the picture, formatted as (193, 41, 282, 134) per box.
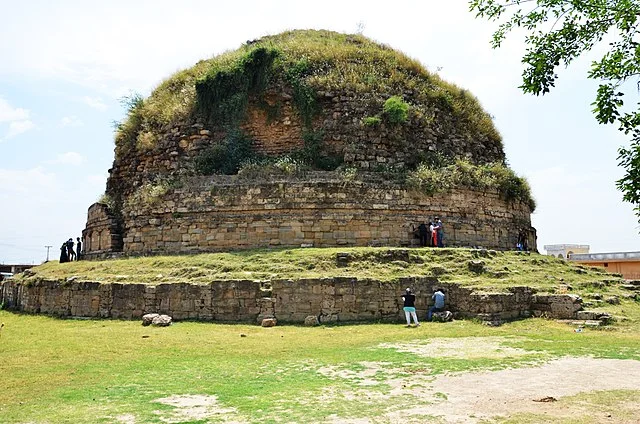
(81, 203, 122, 256)
(0, 278, 582, 323)
(101, 174, 533, 256)
(106, 87, 505, 201)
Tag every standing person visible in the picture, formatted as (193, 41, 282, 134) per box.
(66, 238, 76, 261)
(434, 217, 444, 248)
(418, 222, 429, 247)
(59, 242, 69, 263)
(427, 221, 434, 247)
(516, 229, 525, 251)
(401, 288, 420, 327)
(76, 237, 82, 260)
(428, 288, 446, 321)
(431, 220, 438, 247)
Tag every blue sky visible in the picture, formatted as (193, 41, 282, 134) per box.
(1, 0, 638, 264)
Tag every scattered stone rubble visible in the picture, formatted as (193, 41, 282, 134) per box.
(142, 313, 172, 327)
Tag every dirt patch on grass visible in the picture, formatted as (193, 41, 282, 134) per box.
(317, 357, 640, 423)
(115, 414, 136, 424)
(152, 394, 244, 423)
(317, 361, 406, 387)
(311, 338, 640, 423)
(413, 357, 640, 423)
(379, 336, 536, 359)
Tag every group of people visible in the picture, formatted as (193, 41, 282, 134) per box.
(59, 237, 82, 263)
(415, 217, 444, 248)
(401, 287, 446, 327)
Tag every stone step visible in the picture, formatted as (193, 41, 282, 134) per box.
(576, 310, 611, 320)
(571, 319, 605, 327)
(621, 284, 640, 291)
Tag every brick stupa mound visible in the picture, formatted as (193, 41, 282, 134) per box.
(83, 30, 536, 258)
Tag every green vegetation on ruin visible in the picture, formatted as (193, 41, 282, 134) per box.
(108, 30, 537, 208)
(407, 159, 536, 210)
(114, 29, 501, 154)
(18, 247, 626, 296)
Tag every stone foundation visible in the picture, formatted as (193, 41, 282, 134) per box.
(83, 173, 536, 258)
(0, 278, 580, 323)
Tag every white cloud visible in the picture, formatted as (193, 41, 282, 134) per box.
(0, 97, 33, 141)
(46, 152, 85, 166)
(0, 167, 59, 196)
(5, 119, 34, 138)
(0, 97, 29, 123)
(82, 96, 107, 111)
(60, 115, 83, 127)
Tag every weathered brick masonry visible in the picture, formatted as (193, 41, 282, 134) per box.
(0, 278, 582, 323)
(83, 33, 534, 257)
(83, 173, 534, 257)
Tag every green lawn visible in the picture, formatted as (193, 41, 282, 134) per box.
(1, 304, 639, 423)
(5, 247, 639, 422)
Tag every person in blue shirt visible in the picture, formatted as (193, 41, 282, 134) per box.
(427, 288, 446, 321)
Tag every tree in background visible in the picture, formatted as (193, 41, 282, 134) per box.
(469, 0, 640, 222)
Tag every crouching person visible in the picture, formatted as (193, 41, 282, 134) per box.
(427, 288, 446, 321)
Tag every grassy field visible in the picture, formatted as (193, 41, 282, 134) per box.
(1, 306, 640, 424)
(5, 247, 640, 422)
(20, 247, 623, 292)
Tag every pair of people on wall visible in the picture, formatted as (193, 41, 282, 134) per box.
(401, 287, 446, 326)
(416, 217, 444, 248)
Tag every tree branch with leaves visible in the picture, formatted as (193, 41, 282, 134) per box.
(470, 0, 640, 222)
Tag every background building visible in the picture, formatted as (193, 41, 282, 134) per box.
(569, 251, 640, 280)
(544, 244, 590, 259)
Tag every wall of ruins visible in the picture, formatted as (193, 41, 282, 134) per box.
(0, 278, 582, 323)
(81, 203, 123, 256)
(106, 87, 506, 200)
(97, 175, 533, 257)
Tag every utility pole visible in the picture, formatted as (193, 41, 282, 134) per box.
(45, 245, 52, 262)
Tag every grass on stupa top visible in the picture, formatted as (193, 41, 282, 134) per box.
(21, 246, 623, 294)
(122, 29, 500, 149)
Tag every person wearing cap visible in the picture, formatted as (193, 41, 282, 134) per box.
(401, 288, 420, 327)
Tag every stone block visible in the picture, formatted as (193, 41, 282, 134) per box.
(261, 318, 277, 327)
(304, 315, 320, 326)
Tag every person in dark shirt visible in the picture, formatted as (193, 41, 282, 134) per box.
(59, 243, 69, 263)
(401, 288, 420, 327)
(418, 222, 429, 247)
(66, 238, 76, 261)
(76, 237, 82, 260)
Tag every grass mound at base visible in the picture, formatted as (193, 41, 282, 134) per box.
(22, 247, 622, 292)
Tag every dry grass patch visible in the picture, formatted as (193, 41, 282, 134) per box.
(379, 336, 537, 360)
